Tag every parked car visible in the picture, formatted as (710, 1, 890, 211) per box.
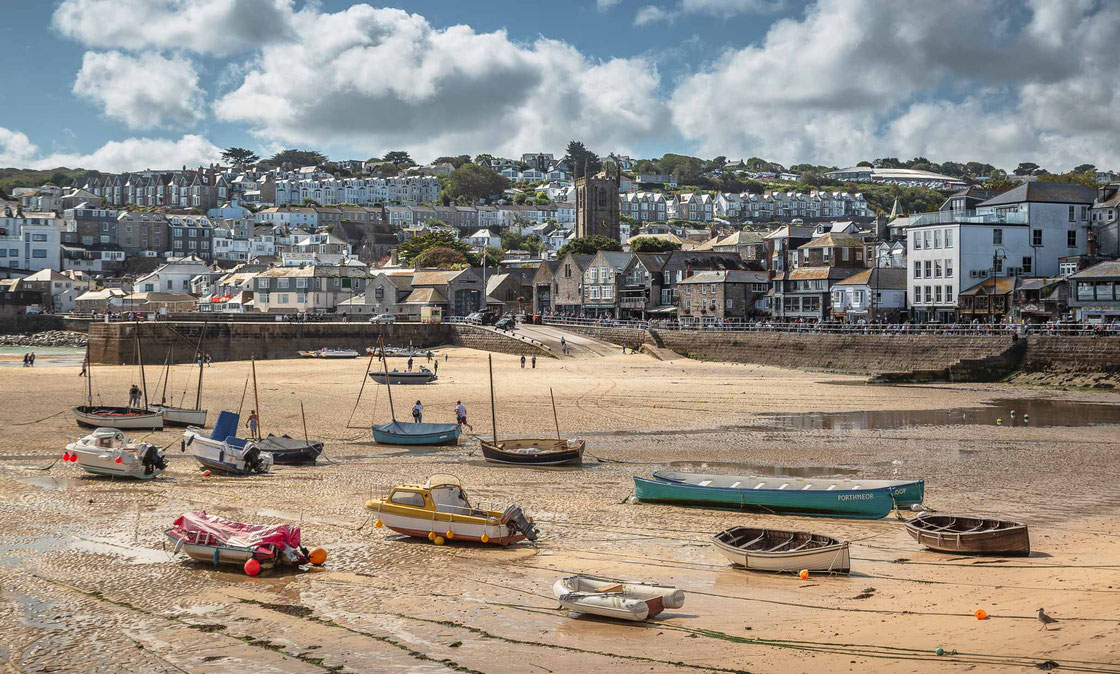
(494, 316, 516, 331)
(369, 313, 396, 324)
(466, 311, 498, 325)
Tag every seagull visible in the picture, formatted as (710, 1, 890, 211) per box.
(1037, 608, 1058, 630)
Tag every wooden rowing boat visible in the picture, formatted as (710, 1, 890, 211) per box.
(711, 526, 850, 573)
(552, 576, 685, 621)
(904, 514, 1030, 556)
(634, 471, 924, 519)
(479, 438, 584, 465)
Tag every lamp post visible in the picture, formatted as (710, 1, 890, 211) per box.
(989, 247, 1006, 325)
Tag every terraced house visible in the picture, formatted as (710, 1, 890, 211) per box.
(252, 264, 370, 313)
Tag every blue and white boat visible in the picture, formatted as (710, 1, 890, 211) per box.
(372, 420, 461, 445)
(183, 411, 273, 475)
(634, 471, 925, 519)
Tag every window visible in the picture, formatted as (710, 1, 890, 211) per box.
(389, 491, 426, 507)
(994, 257, 1003, 273)
(1032, 229, 1042, 246)
(924, 260, 932, 278)
(725, 298, 733, 309)
(913, 261, 921, 279)
(854, 290, 864, 305)
(296, 278, 307, 288)
(946, 286, 954, 303)
(589, 286, 601, 300)
(1059, 262, 1077, 276)
(278, 278, 289, 289)
(934, 230, 942, 248)
(934, 260, 942, 278)
(1069, 205, 1076, 221)
(1068, 230, 1077, 247)
(31, 233, 47, 242)
(925, 286, 933, 303)
(913, 232, 921, 250)
(923, 231, 931, 248)
(602, 285, 614, 300)
(945, 259, 953, 277)
(993, 229, 1002, 245)
(1022, 256, 1032, 274)
(1077, 282, 1094, 301)
(278, 293, 289, 303)
(32, 249, 47, 258)
(842, 248, 850, 261)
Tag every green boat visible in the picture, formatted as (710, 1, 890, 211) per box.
(633, 471, 925, 520)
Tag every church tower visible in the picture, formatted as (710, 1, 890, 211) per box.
(575, 162, 621, 241)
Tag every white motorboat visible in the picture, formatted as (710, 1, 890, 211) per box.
(182, 411, 273, 475)
(552, 575, 685, 621)
(65, 428, 168, 479)
(711, 526, 851, 573)
(149, 404, 207, 427)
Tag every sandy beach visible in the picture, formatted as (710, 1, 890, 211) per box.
(1, 346, 1118, 673)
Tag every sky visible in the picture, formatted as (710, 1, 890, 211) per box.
(1, 0, 1118, 173)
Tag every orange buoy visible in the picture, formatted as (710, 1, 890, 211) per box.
(799, 569, 809, 580)
(975, 609, 988, 620)
(374, 519, 383, 528)
(427, 531, 436, 541)
(202, 469, 211, 477)
(481, 533, 490, 543)
(445, 530, 454, 540)
(308, 547, 327, 565)
(244, 559, 261, 576)
(433, 536, 445, 546)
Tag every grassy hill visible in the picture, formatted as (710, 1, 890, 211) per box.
(0, 167, 97, 199)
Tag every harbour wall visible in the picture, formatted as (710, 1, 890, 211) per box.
(88, 321, 552, 364)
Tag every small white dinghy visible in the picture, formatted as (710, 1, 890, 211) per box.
(552, 575, 685, 621)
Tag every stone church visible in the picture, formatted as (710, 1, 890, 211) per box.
(575, 163, 621, 241)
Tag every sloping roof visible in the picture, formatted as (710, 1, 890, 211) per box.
(716, 230, 764, 246)
(977, 182, 1096, 207)
(485, 273, 511, 295)
(403, 287, 449, 304)
(834, 267, 907, 289)
(411, 269, 467, 286)
(1018, 277, 1065, 291)
(959, 277, 1017, 296)
(678, 270, 768, 285)
(1069, 259, 1120, 280)
(376, 272, 414, 290)
(799, 233, 864, 249)
(596, 251, 634, 271)
(633, 252, 669, 272)
(787, 266, 856, 281)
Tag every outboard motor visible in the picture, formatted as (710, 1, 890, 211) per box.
(243, 444, 264, 473)
(500, 504, 539, 541)
(137, 443, 168, 475)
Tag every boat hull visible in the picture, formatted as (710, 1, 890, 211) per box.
(711, 528, 850, 573)
(634, 476, 918, 519)
(372, 421, 461, 446)
(257, 434, 323, 464)
(375, 510, 524, 545)
(70, 450, 163, 480)
(149, 404, 207, 427)
(480, 439, 584, 465)
(905, 515, 1030, 556)
(552, 576, 683, 621)
(368, 372, 437, 385)
(184, 432, 273, 475)
(73, 406, 163, 430)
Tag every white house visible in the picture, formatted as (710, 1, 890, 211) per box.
(831, 267, 907, 322)
(906, 182, 1095, 322)
(465, 228, 500, 250)
(0, 211, 62, 272)
(135, 256, 213, 293)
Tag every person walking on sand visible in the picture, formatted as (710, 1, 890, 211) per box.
(455, 401, 472, 430)
(22, 353, 29, 367)
(433, 360, 439, 375)
(407, 357, 414, 372)
(520, 355, 526, 368)
(29, 352, 35, 367)
(247, 410, 260, 440)
(427, 350, 433, 363)
(205, 353, 212, 367)
(79, 359, 87, 377)
(531, 355, 536, 369)
(412, 400, 423, 423)
(128, 384, 141, 409)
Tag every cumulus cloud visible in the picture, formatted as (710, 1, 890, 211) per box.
(668, 0, 1120, 169)
(52, 0, 296, 56)
(0, 128, 220, 172)
(636, 0, 781, 24)
(595, 0, 621, 11)
(214, 6, 667, 159)
(73, 51, 206, 130)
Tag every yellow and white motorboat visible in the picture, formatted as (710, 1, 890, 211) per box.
(364, 475, 538, 546)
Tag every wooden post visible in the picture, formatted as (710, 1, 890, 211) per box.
(301, 401, 309, 444)
(488, 354, 498, 444)
(135, 322, 149, 408)
(251, 354, 262, 434)
(550, 387, 561, 442)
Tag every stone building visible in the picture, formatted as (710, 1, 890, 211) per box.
(678, 270, 770, 322)
(575, 164, 620, 241)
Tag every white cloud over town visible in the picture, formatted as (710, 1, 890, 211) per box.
(30, 0, 1120, 171)
(73, 51, 207, 130)
(0, 128, 221, 172)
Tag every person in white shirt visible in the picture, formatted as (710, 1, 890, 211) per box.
(412, 400, 423, 423)
(455, 401, 471, 430)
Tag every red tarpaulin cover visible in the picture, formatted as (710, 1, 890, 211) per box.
(170, 510, 301, 549)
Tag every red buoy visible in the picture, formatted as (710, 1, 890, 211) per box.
(62, 453, 70, 462)
(244, 559, 261, 576)
(114, 456, 123, 463)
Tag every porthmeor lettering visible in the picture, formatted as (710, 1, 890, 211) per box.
(837, 494, 875, 501)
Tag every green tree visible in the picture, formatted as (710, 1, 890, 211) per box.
(221, 147, 260, 165)
(265, 149, 327, 168)
(856, 160, 874, 168)
(534, 193, 551, 205)
(433, 155, 471, 169)
(473, 153, 495, 166)
(513, 192, 528, 204)
(1013, 162, 1042, 176)
(412, 245, 469, 268)
(443, 163, 510, 203)
(500, 230, 543, 254)
(468, 246, 503, 267)
(398, 228, 472, 263)
(629, 236, 681, 252)
(565, 140, 601, 179)
(1073, 163, 1097, 174)
(556, 235, 622, 258)
(383, 151, 414, 166)
(1037, 171, 1099, 189)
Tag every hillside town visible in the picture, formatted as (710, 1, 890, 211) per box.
(2, 150, 1118, 329)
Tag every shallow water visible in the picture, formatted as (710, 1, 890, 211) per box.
(667, 460, 861, 478)
(760, 397, 1120, 430)
(0, 346, 85, 367)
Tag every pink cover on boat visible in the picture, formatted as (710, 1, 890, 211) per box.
(171, 510, 301, 549)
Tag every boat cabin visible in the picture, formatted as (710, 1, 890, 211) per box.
(89, 428, 127, 448)
(386, 477, 479, 516)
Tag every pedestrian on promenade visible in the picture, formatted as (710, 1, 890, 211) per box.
(412, 400, 423, 423)
(247, 410, 260, 439)
(520, 355, 526, 368)
(531, 356, 536, 369)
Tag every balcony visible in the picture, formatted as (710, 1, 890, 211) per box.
(908, 209, 1028, 227)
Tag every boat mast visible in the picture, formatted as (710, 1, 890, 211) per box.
(135, 322, 149, 408)
(251, 354, 262, 433)
(160, 348, 171, 404)
(379, 336, 396, 422)
(85, 341, 92, 406)
(488, 354, 497, 444)
(194, 323, 206, 411)
(550, 387, 561, 442)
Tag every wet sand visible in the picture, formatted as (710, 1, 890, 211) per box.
(1, 348, 1119, 673)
